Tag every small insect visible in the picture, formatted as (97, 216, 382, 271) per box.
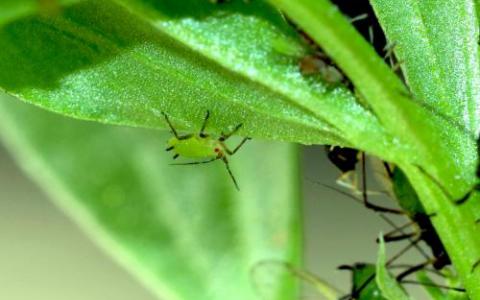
(320, 154, 467, 296)
(338, 263, 386, 300)
(162, 110, 250, 190)
(325, 145, 360, 190)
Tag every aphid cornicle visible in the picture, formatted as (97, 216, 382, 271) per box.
(162, 110, 250, 190)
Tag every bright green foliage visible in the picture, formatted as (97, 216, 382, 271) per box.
(1, 0, 480, 299)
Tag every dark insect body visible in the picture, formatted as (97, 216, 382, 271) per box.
(323, 150, 466, 296)
(162, 111, 250, 190)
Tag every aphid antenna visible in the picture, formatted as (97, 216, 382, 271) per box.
(161, 111, 180, 139)
(221, 137, 251, 155)
(199, 110, 210, 137)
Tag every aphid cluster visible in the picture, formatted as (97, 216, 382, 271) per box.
(162, 111, 250, 190)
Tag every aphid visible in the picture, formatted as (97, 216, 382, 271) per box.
(452, 136, 480, 205)
(162, 111, 250, 190)
(321, 154, 466, 295)
(338, 263, 385, 300)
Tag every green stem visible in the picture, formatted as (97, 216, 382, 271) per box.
(403, 165, 480, 300)
(267, 0, 469, 190)
(267, 0, 480, 298)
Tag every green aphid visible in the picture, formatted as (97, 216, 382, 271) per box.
(339, 263, 386, 300)
(162, 111, 250, 190)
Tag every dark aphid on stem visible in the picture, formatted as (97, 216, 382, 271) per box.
(322, 153, 467, 294)
(162, 110, 250, 190)
(382, 168, 453, 279)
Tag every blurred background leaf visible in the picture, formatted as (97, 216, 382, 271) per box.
(0, 93, 302, 300)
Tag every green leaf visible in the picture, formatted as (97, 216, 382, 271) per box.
(0, 93, 302, 300)
(266, 0, 473, 206)
(0, 0, 416, 165)
(370, 0, 480, 133)
(0, 0, 77, 26)
(367, 1, 480, 297)
(376, 236, 413, 300)
(341, 263, 385, 300)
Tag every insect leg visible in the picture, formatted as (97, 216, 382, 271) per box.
(222, 156, 240, 190)
(220, 123, 243, 141)
(199, 110, 210, 137)
(396, 261, 432, 282)
(161, 111, 180, 139)
(222, 137, 251, 155)
(361, 153, 404, 214)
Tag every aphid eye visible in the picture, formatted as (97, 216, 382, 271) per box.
(214, 148, 220, 153)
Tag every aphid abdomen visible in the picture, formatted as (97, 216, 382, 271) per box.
(172, 136, 219, 159)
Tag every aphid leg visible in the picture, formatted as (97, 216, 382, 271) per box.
(380, 220, 417, 242)
(222, 156, 240, 190)
(222, 137, 251, 155)
(472, 259, 480, 273)
(199, 110, 210, 137)
(173, 154, 179, 160)
(171, 158, 219, 166)
(396, 261, 431, 282)
(162, 111, 180, 139)
(392, 60, 405, 72)
(166, 146, 174, 152)
(361, 153, 404, 214)
(219, 123, 243, 141)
